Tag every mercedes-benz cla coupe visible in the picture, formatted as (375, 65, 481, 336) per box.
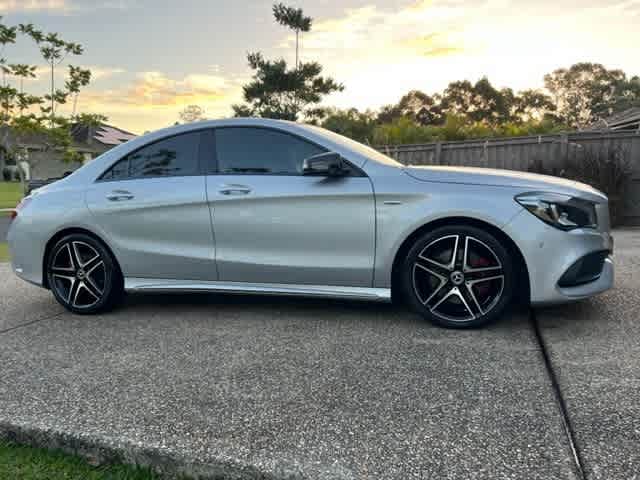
(7, 119, 614, 328)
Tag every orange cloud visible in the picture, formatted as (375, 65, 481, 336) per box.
(75, 71, 244, 132)
(82, 72, 236, 109)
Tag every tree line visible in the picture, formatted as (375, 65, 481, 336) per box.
(317, 64, 640, 145)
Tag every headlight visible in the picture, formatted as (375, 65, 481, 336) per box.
(515, 192, 597, 230)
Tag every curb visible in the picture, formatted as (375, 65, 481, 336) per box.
(0, 421, 281, 480)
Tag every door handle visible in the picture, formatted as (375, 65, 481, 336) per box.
(218, 184, 251, 195)
(106, 190, 134, 201)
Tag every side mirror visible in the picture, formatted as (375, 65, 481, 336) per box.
(302, 152, 346, 177)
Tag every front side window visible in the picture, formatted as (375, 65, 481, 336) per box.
(101, 131, 200, 180)
(215, 127, 326, 175)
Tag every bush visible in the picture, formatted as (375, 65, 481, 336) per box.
(528, 145, 632, 226)
(13, 168, 21, 181)
(2, 167, 11, 182)
(368, 115, 567, 146)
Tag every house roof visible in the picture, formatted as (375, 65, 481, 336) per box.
(588, 107, 640, 131)
(71, 123, 137, 147)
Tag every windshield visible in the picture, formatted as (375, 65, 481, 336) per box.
(306, 124, 403, 167)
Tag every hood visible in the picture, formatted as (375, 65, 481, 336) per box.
(404, 165, 607, 202)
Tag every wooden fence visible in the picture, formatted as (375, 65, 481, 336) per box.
(379, 131, 640, 225)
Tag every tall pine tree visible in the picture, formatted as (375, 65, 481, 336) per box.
(232, 4, 342, 121)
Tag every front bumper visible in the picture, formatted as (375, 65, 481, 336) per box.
(503, 209, 614, 305)
(555, 256, 614, 302)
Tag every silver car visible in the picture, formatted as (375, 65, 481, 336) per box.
(7, 118, 614, 328)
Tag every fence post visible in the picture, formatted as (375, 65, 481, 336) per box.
(434, 141, 442, 165)
(560, 134, 569, 165)
(483, 140, 489, 166)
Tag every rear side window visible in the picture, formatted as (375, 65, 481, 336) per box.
(215, 127, 325, 175)
(101, 131, 200, 180)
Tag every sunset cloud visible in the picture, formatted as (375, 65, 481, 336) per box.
(77, 71, 243, 132)
(0, 0, 130, 13)
(284, 1, 472, 62)
(98, 71, 232, 107)
(402, 33, 467, 58)
(0, 0, 69, 12)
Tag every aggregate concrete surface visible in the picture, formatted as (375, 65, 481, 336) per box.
(536, 229, 640, 480)
(0, 265, 577, 479)
(2, 230, 639, 479)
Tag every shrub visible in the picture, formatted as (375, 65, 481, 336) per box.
(2, 167, 11, 182)
(368, 115, 566, 146)
(528, 145, 632, 226)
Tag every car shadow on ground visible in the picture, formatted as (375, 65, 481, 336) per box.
(117, 290, 532, 333)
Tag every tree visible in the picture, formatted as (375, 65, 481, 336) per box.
(18, 24, 84, 127)
(512, 89, 556, 122)
(232, 6, 342, 121)
(378, 90, 444, 126)
(273, 3, 311, 69)
(179, 105, 206, 123)
(65, 65, 91, 116)
(439, 78, 514, 125)
(318, 107, 376, 143)
(603, 75, 640, 116)
(440, 80, 475, 118)
(0, 16, 100, 182)
(544, 63, 629, 128)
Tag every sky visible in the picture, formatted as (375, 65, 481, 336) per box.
(2, 0, 639, 133)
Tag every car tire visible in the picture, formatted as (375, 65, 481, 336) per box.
(46, 233, 124, 315)
(402, 225, 514, 328)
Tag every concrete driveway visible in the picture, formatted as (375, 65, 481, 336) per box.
(0, 230, 638, 479)
(535, 229, 640, 480)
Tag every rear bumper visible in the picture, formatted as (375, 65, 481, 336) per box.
(7, 215, 46, 287)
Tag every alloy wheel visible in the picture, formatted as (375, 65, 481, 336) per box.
(412, 234, 505, 323)
(49, 240, 107, 309)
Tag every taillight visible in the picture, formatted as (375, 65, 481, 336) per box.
(11, 196, 31, 221)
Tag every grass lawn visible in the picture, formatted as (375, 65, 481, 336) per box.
(0, 243, 8, 262)
(0, 440, 161, 480)
(0, 181, 23, 209)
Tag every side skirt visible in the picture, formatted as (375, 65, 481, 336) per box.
(124, 278, 392, 302)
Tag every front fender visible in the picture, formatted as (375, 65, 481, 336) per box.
(372, 177, 524, 288)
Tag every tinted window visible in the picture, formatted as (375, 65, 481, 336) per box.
(215, 127, 325, 175)
(102, 132, 200, 180)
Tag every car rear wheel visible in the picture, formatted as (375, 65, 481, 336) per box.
(46, 234, 123, 314)
(402, 225, 514, 328)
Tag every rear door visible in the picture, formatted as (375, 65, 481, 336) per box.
(86, 130, 216, 281)
(205, 126, 375, 287)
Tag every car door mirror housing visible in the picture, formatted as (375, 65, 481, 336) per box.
(302, 152, 346, 177)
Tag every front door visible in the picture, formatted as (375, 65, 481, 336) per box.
(205, 126, 375, 287)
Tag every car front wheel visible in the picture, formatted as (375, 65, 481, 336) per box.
(46, 233, 123, 314)
(402, 225, 514, 328)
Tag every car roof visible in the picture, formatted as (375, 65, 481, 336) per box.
(151, 117, 307, 135)
(58, 118, 400, 186)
